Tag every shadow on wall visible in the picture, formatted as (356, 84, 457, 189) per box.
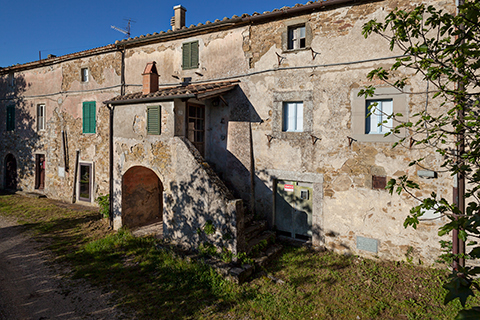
(206, 87, 262, 212)
(165, 163, 239, 252)
(0, 74, 42, 190)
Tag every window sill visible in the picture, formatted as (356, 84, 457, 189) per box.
(351, 134, 402, 143)
(273, 131, 312, 140)
(282, 47, 310, 54)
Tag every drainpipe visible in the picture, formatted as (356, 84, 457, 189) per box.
(107, 104, 115, 228)
(120, 46, 126, 96)
(453, 0, 466, 270)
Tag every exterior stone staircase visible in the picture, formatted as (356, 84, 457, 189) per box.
(244, 219, 283, 268)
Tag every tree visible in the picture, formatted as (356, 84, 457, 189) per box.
(361, 2, 480, 318)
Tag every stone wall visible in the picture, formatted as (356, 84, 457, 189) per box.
(112, 102, 244, 254)
(0, 50, 121, 204)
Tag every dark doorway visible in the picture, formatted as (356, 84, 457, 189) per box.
(4, 154, 17, 190)
(187, 103, 205, 156)
(122, 166, 163, 229)
(78, 163, 92, 202)
(35, 154, 45, 190)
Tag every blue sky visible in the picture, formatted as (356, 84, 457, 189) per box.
(0, 0, 306, 68)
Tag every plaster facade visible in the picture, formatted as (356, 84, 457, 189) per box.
(0, 0, 457, 263)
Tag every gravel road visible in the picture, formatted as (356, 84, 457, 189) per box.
(0, 215, 126, 320)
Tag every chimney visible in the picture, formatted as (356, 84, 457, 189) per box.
(142, 61, 159, 95)
(171, 5, 186, 31)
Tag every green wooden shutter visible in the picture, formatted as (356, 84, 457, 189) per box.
(182, 41, 198, 69)
(6, 105, 15, 131)
(182, 42, 191, 69)
(191, 41, 199, 68)
(147, 106, 161, 135)
(82, 101, 96, 134)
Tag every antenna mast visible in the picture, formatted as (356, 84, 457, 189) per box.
(111, 18, 136, 38)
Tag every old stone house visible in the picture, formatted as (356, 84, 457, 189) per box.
(0, 0, 456, 262)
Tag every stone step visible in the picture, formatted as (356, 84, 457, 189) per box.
(244, 211, 255, 226)
(131, 222, 164, 239)
(247, 230, 276, 256)
(244, 220, 267, 242)
(253, 243, 283, 268)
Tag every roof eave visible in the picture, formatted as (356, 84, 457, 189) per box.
(116, 0, 361, 48)
(105, 93, 196, 106)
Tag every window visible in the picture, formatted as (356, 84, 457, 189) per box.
(6, 105, 15, 131)
(182, 41, 199, 70)
(82, 101, 96, 134)
(37, 104, 45, 131)
(81, 68, 89, 82)
(272, 91, 313, 138)
(288, 25, 306, 50)
(365, 99, 393, 134)
(78, 163, 92, 202)
(8, 73, 14, 87)
(351, 87, 407, 142)
(283, 102, 304, 132)
(147, 106, 161, 135)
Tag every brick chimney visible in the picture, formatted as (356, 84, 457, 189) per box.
(171, 5, 186, 31)
(142, 62, 159, 95)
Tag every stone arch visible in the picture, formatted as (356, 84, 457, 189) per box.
(4, 154, 17, 190)
(122, 166, 163, 229)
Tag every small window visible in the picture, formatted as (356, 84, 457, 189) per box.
(8, 73, 14, 87)
(79, 163, 93, 202)
(6, 105, 15, 131)
(82, 101, 96, 134)
(81, 68, 89, 82)
(283, 102, 303, 132)
(37, 104, 45, 131)
(365, 99, 393, 134)
(288, 25, 306, 50)
(147, 106, 161, 135)
(182, 41, 199, 70)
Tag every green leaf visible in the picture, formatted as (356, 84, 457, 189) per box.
(455, 309, 480, 320)
(444, 277, 474, 307)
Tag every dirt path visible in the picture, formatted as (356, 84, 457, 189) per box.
(0, 215, 126, 320)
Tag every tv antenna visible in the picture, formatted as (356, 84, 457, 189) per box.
(111, 18, 136, 38)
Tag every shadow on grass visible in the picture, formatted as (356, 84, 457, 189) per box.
(70, 231, 245, 319)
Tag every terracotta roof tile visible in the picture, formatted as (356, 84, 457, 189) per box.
(106, 80, 240, 104)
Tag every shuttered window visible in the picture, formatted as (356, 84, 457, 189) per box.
(182, 41, 199, 70)
(6, 105, 15, 131)
(147, 106, 161, 135)
(82, 101, 96, 134)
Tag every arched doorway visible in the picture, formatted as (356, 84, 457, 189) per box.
(4, 154, 17, 190)
(122, 166, 163, 229)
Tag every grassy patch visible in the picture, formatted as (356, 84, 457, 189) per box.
(0, 192, 477, 319)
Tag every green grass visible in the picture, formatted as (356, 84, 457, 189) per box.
(0, 192, 478, 319)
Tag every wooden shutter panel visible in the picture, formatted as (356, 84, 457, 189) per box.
(182, 42, 191, 69)
(147, 106, 160, 135)
(83, 101, 96, 134)
(182, 41, 198, 69)
(191, 41, 199, 68)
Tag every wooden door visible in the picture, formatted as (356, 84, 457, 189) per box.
(187, 103, 205, 156)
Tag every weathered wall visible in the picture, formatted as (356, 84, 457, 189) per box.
(123, 27, 249, 91)
(1, 0, 458, 264)
(240, 0, 456, 263)
(0, 51, 121, 205)
(112, 101, 244, 254)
